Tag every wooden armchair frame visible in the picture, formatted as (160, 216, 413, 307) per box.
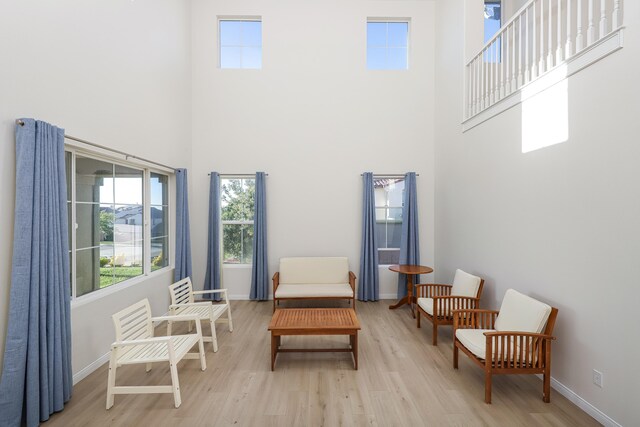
(272, 271, 356, 312)
(415, 279, 485, 345)
(452, 307, 558, 404)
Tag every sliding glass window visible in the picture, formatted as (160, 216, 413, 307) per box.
(65, 151, 171, 300)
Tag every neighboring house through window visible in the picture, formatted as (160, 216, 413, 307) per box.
(375, 177, 405, 265)
(221, 177, 255, 264)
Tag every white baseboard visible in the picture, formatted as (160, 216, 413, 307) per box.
(73, 351, 110, 385)
(548, 377, 621, 427)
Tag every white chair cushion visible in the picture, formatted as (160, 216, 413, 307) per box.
(455, 329, 494, 359)
(417, 297, 434, 315)
(275, 283, 353, 298)
(450, 269, 482, 297)
(494, 289, 552, 333)
(279, 257, 350, 284)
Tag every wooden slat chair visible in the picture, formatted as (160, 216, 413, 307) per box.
(452, 289, 558, 404)
(168, 277, 233, 353)
(106, 298, 206, 409)
(415, 269, 484, 345)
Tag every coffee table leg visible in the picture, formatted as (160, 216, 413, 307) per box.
(350, 332, 358, 370)
(271, 334, 277, 371)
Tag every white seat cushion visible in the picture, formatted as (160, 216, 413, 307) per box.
(417, 297, 434, 315)
(495, 289, 552, 333)
(275, 283, 353, 298)
(279, 257, 350, 284)
(455, 329, 494, 359)
(450, 269, 482, 297)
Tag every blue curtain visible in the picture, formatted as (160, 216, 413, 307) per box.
(397, 172, 420, 298)
(174, 168, 192, 281)
(0, 119, 72, 426)
(358, 172, 379, 301)
(250, 172, 268, 300)
(204, 172, 221, 301)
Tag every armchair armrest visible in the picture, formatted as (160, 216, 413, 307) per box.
(415, 284, 452, 298)
(348, 271, 356, 292)
(272, 272, 280, 293)
(430, 295, 480, 316)
(452, 309, 498, 331)
(111, 336, 171, 349)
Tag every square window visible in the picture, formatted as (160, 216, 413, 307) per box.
(219, 19, 262, 69)
(367, 20, 409, 70)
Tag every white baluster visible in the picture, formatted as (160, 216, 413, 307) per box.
(475, 58, 480, 114)
(548, 0, 554, 68)
(501, 32, 506, 98)
(587, 0, 595, 45)
(484, 48, 489, 108)
(613, 0, 621, 29)
(556, 0, 564, 63)
(511, 24, 517, 92)
(600, 0, 608, 37)
(532, 1, 538, 79)
(576, 0, 584, 50)
(566, 0, 573, 58)
(526, 5, 532, 82)
(539, 0, 546, 75)
(519, 14, 524, 87)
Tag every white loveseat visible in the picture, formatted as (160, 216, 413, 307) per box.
(272, 257, 356, 311)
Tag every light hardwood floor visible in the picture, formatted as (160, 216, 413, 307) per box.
(47, 300, 599, 426)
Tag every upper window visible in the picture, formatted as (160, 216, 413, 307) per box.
(221, 178, 255, 264)
(374, 177, 405, 265)
(367, 20, 409, 70)
(65, 151, 170, 299)
(219, 19, 262, 69)
(484, 1, 502, 43)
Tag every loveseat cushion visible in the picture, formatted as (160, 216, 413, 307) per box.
(279, 257, 350, 284)
(274, 283, 354, 298)
(450, 269, 482, 297)
(494, 289, 552, 333)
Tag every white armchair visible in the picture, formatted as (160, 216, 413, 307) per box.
(106, 298, 206, 409)
(168, 277, 233, 352)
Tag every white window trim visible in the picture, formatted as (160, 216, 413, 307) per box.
(366, 17, 412, 70)
(65, 146, 173, 305)
(218, 16, 263, 70)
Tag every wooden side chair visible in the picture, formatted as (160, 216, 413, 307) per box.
(106, 299, 206, 409)
(415, 269, 484, 345)
(452, 289, 558, 404)
(168, 277, 233, 352)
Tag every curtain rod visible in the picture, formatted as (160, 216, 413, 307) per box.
(208, 173, 269, 176)
(15, 119, 177, 172)
(362, 173, 420, 177)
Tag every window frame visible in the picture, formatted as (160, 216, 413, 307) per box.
(366, 18, 411, 71)
(218, 16, 263, 70)
(220, 176, 255, 266)
(66, 146, 173, 306)
(374, 176, 405, 266)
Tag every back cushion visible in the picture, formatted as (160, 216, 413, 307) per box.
(495, 289, 552, 333)
(450, 269, 482, 297)
(279, 257, 350, 284)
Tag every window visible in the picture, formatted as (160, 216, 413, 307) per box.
(65, 151, 170, 299)
(484, 1, 502, 61)
(219, 19, 262, 69)
(367, 20, 409, 70)
(221, 178, 255, 264)
(374, 177, 405, 265)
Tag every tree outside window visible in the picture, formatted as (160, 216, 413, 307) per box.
(221, 178, 255, 264)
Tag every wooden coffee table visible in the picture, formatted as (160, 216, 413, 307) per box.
(268, 308, 361, 371)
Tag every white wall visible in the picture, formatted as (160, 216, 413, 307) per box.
(190, 0, 436, 299)
(0, 0, 192, 376)
(435, 0, 640, 425)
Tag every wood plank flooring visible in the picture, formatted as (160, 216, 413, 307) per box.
(47, 300, 599, 426)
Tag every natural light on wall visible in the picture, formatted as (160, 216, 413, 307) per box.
(521, 76, 569, 154)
